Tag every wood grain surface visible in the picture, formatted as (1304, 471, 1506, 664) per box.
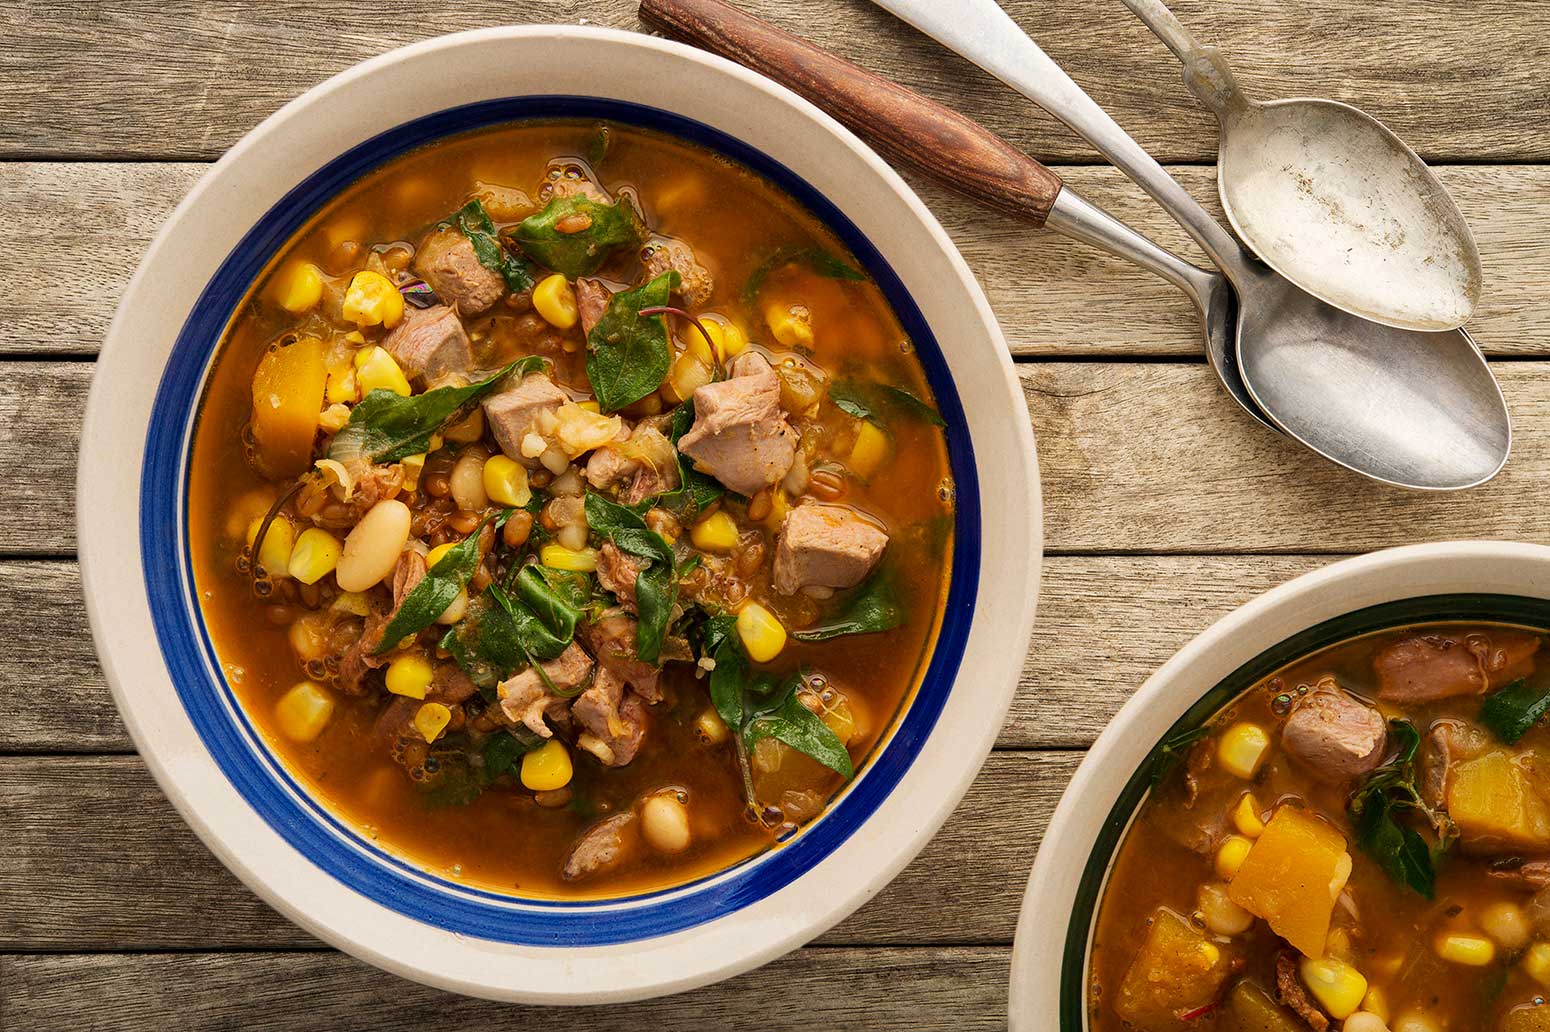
(8, 1, 1550, 1027)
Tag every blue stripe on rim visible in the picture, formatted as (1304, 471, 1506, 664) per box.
(138, 97, 981, 946)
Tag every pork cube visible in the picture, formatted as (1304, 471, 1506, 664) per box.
(641, 237, 713, 307)
(1375, 630, 1540, 703)
(1279, 677, 1387, 783)
(483, 373, 567, 462)
(678, 352, 796, 495)
(496, 642, 594, 737)
(379, 304, 473, 384)
(773, 502, 888, 596)
(413, 227, 506, 316)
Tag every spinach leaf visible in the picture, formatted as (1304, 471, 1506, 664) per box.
(489, 583, 571, 662)
(827, 379, 945, 428)
(514, 195, 646, 278)
(440, 591, 527, 689)
(444, 198, 536, 293)
(418, 726, 547, 808)
(373, 519, 489, 654)
(743, 245, 865, 302)
(584, 492, 678, 663)
(1480, 678, 1550, 744)
(328, 356, 545, 465)
(511, 564, 585, 644)
(585, 272, 677, 413)
(793, 571, 904, 642)
(745, 675, 854, 778)
(1147, 724, 1212, 790)
(1348, 720, 1454, 898)
(705, 613, 746, 729)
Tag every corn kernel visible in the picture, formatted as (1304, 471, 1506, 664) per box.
(400, 453, 426, 492)
(342, 269, 405, 329)
(354, 346, 411, 397)
(1522, 942, 1550, 987)
(848, 420, 890, 478)
(1217, 722, 1271, 780)
(332, 591, 372, 616)
(286, 527, 342, 585)
(764, 300, 814, 349)
(699, 317, 749, 362)
(695, 707, 730, 745)
(1298, 956, 1368, 1020)
(663, 351, 713, 404)
(325, 360, 357, 405)
(246, 515, 295, 577)
(521, 739, 574, 791)
(1361, 986, 1391, 1024)
(540, 544, 599, 572)
(736, 602, 787, 663)
(1216, 834, 1253, 880)
(288, 615, 329, 662)
(443, 408, 484, 444)
(691, 511, 740, 553)
(414, 702, 452, 743)
(426, 542, 456, 569)
(533, 273, 579, 330)
(1233, 793, 1266, 837)
(1434, 932, 1496, 966)
(483, 455, 532, 508)
(384, 655, 435, 700)
(274, 681, 334, 743)
(270, 261, 324, 314)
(1198, 941, 1221, 966)
(577, 400, 600, 414)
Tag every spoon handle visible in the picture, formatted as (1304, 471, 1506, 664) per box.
(640, 0, 1062, 225)
(868, 0, 1257, 287)
(638, 0, 1216, 305)
(1119, 0, 1249, 117)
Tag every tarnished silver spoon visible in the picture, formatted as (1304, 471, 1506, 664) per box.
(872, 0, 1510, 491)
(1121, 0, 1483, 334)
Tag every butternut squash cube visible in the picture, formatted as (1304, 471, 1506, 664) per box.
(250, 336, 326, 477)
(1448, 750, 1550, 851)
(1228, 806, 1351, 958)
(1115, 906, 1233, 1032)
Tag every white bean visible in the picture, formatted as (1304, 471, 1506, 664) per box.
(436, 588, 469, 625)
(642, 792, 691, 854)
(1197, 881, 1254, 936)
(550, 467, 584, 497)
(557, 522, 589, 551)
(1394, 1014, 1441, 1032)
(1344, 1014, 1390, 1032)
(336, 499, 411, 591)
(1482, 900, 1532, 950)
(450, 452, 489, 511)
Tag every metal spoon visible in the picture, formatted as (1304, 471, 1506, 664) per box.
(871, 0, 1510, 491)
(637, 0, 1274, 431)
(1121, 0, 1483, 334)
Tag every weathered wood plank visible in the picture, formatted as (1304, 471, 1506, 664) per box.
(0, 753, 1066, 949)
(2, 945, 1010, 1030)
(4, 1, 1547, 163)
(1, 555, 1326, 753)
(28, 359, 1550, 555)
(8, 159, 1550, 359)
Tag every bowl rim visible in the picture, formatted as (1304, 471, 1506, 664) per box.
(1008, 540, 1550, 1030)
(77, 24, 1043, 1003)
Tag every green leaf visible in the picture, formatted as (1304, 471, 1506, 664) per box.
(827, 383, 872, 421)
(1147, 724, 1212, 790)
(446, 198, 537, 293)
(489, 583, 571, 662)
(651, 400, 725, 514)
(373, 519, 489, 654)
(511, 564, 585, 643)
(327, 356, 545, 465)
(632, 563, 674, 666)
(1480, 678, 1550, 744)
(877, 384, 946, 427)
(584, 272, 677, 413)
(706, 614, 746, 730)
(514, 195, 646, 278)
(827, 379, 944, 428)
(743, 245, 865, 302)
(583, 492, 678, 664)
(482, 726, 544, 780)
(792, 572, 905, 642)
(1348, 720, 1450, 898)
(1354, 786, 1437, 898)
(744, 675, 854, 778)
(440, 591, 527, 689)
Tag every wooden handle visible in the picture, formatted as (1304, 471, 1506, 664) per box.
(638, 0, 1063, 226)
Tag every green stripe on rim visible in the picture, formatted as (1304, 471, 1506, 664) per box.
(1059, 592, 1550, 1029)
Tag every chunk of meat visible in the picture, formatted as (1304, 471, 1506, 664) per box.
(412, 227, 506, 316)
(483, 373, 568, 462)
(1487, 859, 1550, 892)
(642, 237, 713, 307)
(380, 304, 474, 385)
(570, 667, 648, 767)
(576, 277, 611, 337)
(372, 694, 420, 750)
(772, 502, 889, 596)
(547, 176, 610, 205)
(1374, 630, 1540, 703)
(678, 352, 797, 495)
(585, 424, 680, 504)
(595, 541, 645, 612)
(578, 611, 662, 702)
(562, 812, 635, 881)
(428, 663, 479, 705)
(496, 642, 594, 737)
(336, 551, 425, 692)
(1274, 952, 1329, 1032)
(1279, 677, 1387, 783)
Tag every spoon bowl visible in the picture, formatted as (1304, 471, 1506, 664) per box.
(1125, 0, 1484, 333)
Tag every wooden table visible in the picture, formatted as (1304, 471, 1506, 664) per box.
(5, 1, 1549, 1026)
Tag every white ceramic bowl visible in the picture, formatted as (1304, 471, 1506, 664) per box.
(1009, 540, 1550, 1029)
(77, 26, 1041, 1003)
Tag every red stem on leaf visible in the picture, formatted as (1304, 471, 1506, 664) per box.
(638, 305, 719, 366)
